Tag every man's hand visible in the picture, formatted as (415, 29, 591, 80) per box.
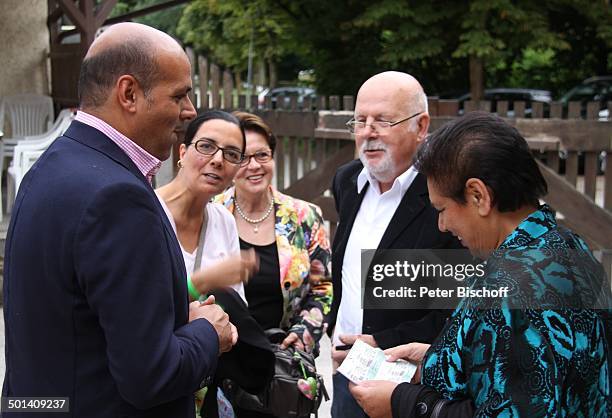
(189, 296, 237, 354)
(349, 380, 397, 418)
(384, 342, 430, 383)
(332, 334, 377, 369)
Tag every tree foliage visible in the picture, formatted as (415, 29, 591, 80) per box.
(110, 0, 186, 38)
(177, 0, 298, 76)
(110, 0, 612, 97)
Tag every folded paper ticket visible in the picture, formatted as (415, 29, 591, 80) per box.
(337, 339, 418, 384)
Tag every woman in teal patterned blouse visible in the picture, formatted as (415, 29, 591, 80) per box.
(350, 112, 610, 417)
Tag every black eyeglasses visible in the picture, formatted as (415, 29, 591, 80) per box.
(346, 111, 423, 134)
(240, 150, 273, 166)
(189, 139, 245, 164)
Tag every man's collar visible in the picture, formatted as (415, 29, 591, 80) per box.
(357, 165, 419, 195)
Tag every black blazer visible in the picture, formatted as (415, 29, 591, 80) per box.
(3, 121, 219, 417)
(328, 160, 463, 349)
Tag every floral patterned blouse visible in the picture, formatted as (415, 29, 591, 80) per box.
(216, 186, 333, 351)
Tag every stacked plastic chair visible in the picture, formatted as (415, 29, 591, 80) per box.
(0, 94, 54, 220)
(6, 109, 76, 215)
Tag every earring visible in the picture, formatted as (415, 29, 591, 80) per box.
(177, 160, 183, 168)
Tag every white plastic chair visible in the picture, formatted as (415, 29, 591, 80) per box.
(0, 94, 54, 178)
(7, 109, 75, 209)
(2, 94, 54, 137)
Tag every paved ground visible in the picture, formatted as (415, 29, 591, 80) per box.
(0, 310, 333, 417)
(316, 335, 334, 417)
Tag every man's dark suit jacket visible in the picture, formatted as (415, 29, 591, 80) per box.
(3, 121, 219, 417)
(329, 160, 463, 349)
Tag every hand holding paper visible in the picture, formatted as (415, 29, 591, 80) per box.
(337, 339, 418, 384)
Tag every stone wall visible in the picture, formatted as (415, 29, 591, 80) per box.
(0, 0, 50, 99)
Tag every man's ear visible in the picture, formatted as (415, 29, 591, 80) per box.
(465, 178, 492, 216)
(116, 75, 139, 112)
(416, 113, 430, 143)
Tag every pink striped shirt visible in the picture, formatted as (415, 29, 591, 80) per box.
(75, 111, 162, 184)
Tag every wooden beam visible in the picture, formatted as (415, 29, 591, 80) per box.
(95, 0, 119, 29)
(80, 0, 95, 48)
(312, 196, 338, 223)
(257, 110, 318, 137)
(47, 0, 64, 24)
(56, 0, 87, 32)
(513, 119, 611, 151)
(48, 0, 62, 44)
(314, 128, 351, 140)
(283, 145, 354, 202)
(104, 0, 189, 25)
(538, 160, 612, 249)
(58, 0, 189, 42)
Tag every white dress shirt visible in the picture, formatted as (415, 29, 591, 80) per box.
(332, 165, 418, 344)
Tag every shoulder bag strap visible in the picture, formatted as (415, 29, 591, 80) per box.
(193, 207, 208, 274)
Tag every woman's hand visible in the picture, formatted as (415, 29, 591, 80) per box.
(349, 380, 397, 418)
(309, 259, 325, 283)
(280, 332, 305, 351)
(191, 249, 258, 294)
(384, 343, 430, 383)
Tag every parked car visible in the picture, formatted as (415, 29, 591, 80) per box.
(455, 88, 552, 117)
(257, 86, 316, 109)
(560, 75, 612, 120)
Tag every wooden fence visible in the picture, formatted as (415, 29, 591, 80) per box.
(185, 53, 612, 274)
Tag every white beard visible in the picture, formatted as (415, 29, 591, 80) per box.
(358, 139, 396, 183)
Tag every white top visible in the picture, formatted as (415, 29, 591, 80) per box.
(157, 197, 246, 303)
(333, 165, 419, 344)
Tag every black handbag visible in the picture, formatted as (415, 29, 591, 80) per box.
(201, 289, 276, 418)
(223, 329, 329, 417)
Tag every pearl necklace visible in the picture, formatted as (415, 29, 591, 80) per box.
(234, 195, 274, 233)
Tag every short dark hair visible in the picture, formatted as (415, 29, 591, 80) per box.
(184, 110, 246, 152)
(232, 111, 277, 155)
(78, 39, 160, 108)
(415, 111, 547, 212)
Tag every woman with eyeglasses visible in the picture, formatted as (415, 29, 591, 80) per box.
(156, 110, 257, 300)
(215, 111, 333, 359)
(156, 110, 258, 304)
(156, 110, 274, 418)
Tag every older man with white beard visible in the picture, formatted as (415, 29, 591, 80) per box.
(327, 71, 462, 418)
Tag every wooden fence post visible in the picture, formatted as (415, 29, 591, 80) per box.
(198, 55, 209, 110)
(223, 69, 233, 109)
(210, 63, 221, 109)
(185, 47, 196, 106)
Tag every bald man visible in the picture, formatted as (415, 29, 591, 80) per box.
(328, 72, 462, 417)
(3, 23, 236, 417)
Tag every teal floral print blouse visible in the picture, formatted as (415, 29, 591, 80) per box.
(422, 205, 610, 417)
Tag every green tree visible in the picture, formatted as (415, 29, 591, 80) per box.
(349, 0, 611, 98)
(127, 0, 611, 97)
(352, 0, 467, 95)
(110, 0, 186, 38)
(177, 0, 300, 88)
(268, 0, 384, 95)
